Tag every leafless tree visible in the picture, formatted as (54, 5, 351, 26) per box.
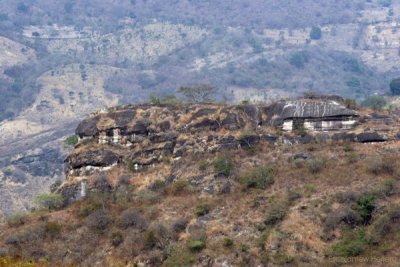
(177, 84, 217, 103)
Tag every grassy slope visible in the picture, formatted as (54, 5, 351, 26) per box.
(1, 138, 400, 266)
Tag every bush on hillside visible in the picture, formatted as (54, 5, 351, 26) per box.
(213, 155, 234, 176)
(265, 201, 288, 225)
(119, 208, 147, 230)
(6, 213, 29, 227)
(307, 158, 325, 174)
(34, 193, 64, 210)
(354, 195, 375, 224)
(64, 135, 78, 146)
(85, 209, 113, 231)
(331, 228, 366, 257)
(240, 164, 274, 189)
(195, 203, 211, 217)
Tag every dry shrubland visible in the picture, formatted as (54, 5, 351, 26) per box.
(1, 140, 400, 266)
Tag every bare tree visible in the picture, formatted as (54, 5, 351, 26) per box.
(177, 84, 217, 103)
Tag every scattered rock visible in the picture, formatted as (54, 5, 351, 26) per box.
(356, 132, 387, 143)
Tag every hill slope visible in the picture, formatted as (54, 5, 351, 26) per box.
(1, 101, 400, 266)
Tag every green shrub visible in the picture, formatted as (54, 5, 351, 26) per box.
(77, 200, 102, 217)
(188, 240, 206, 252)
(354, 195, 375, 224)
(332, 228, 366, 257)
(45, 221, 62, 238)
(273, 252, 295, 265)
(291, 159, 304, 169)
(170, 180, 193, 195)
(287, 190, 302, 203)
(239, 243, 249, 252)
(240, 164, 274, 190)
(134, 189, 160, 204)
(307, 158, 324, 174)
(343, 143, 353, 152)
(34, 193, 64, 210)
(213, 155, 234, 176)
(162, 156, 172, 165)
(163, 245, 195, 267)
(195, 203, 211, 217)
(64, 135, 78, 146)
(223, 238, 234, 247)
(6, 213, 28, 227)
(347, 152, 359, 164)
(149, 93, 161, 105)
(303, 183, 316, 194)
(161, 94, 181, 106)
(265, 201, 288, 225)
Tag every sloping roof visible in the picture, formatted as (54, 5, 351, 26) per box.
(280, 100, 357, 119)
(263, 99, 357, 126)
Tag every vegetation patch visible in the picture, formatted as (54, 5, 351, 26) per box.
(331, 228, 367, 257)
(64, 135, 79, 146)
(213, 155, 234, 176)
(34, 193, 64, 210)
(307, 158, 325, 174)
(239, 164, 274, 190)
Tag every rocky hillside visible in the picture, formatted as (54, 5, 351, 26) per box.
(1, 99, 400, 266)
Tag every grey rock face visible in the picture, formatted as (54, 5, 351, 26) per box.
(66, 149, 119, 169)
(76, 116, 100, 138)
(356, 132, 387, 143)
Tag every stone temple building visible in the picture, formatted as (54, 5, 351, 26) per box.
(265, 99, 358, 132)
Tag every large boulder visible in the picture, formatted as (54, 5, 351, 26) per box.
(356, 132, 387, 143)
(66, 149, 119, 169)
(114, 110, 136, 128)
(76, 116, 100, 138)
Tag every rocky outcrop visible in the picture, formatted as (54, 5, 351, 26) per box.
(65, 149, 120, 176)
(59, 100, 400, 200)
(356, 132, 388, 143)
